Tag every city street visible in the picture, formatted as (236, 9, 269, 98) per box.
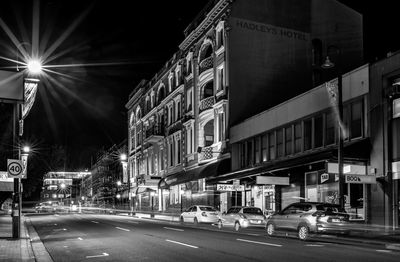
(27, 213, 399, 262)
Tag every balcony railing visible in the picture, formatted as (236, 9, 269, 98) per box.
(199, 96, 215, 113)
(199, 56, 213, 74)
(199, 145, 214, 161)
(145, 125, 163, 139)
(166, 120, 182, 136)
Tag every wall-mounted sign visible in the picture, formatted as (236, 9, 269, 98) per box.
(217, 184, 244, 191)
(256, 176, 289, 185)
(345, 174, 376, 184)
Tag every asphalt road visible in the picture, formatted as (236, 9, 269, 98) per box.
(27, 213, 399, 262)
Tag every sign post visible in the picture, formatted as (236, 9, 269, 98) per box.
(8, 159, 24, 239)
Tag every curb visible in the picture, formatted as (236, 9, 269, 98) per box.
(24, 217, 54, 262)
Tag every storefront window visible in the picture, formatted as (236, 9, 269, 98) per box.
(393, 98, 400, 118)
(294, 123, 302, 153)
(268, 132, 275, 160)
(276, 129, 283, 158)
(304, 119, 312, 150)
(262, 134, 268, 162)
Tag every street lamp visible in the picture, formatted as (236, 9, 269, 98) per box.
(322, 45, 344, 209)
(27, 59, 42, 74)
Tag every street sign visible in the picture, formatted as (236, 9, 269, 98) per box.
(345, 174, 376, 184)
(217, 184, 244, 191)
(7, 159, 23, 178)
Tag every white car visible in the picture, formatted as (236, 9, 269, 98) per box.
(180, 205, 220, 225)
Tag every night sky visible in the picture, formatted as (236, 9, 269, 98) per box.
(0, 1, 399, 198)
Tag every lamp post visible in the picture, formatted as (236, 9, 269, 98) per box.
(322, 46, 344, 209)
(120, 153, 132, 215)
(12, 42, 42, 239)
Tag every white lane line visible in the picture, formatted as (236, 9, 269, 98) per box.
(90, 221, 99, 224)
(166, 239, 198, 249)
(376, 250, 392, 253)
(163, 227, 184, 232)
(115, 227, 130, 232)
(306, 244, 324, 247)
(86, 253, 109, 259)
(78, 237, 83, 240)
(237, 238, 282, 247)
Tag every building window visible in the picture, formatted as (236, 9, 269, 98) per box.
(217, 65, 224, 92)
(350, 100, 363, 139)
(326, 111, 335, 145)
(169, 142, 174, 167)
(304, 119, 312, 151)
(268, 132, 275, 160)
(186, 54, 193, 76)
(262, 134, 267, 162)
(176, 100, 181, 120)
(343, 105, 350, 140)
(285, 126, 292, 155)
(218, 112, 225, 141)
(240, 143, 246, 168)
(176, 138, 181, 164)
(394, 98, 400, 118)
(246, 140, 253, 166)
(314, 115, 323, 148)
(276, 129, 283, 158)
(254, 136, 261, 164)
(159, 149, 164, 171)
(294, 123, 302, 153)
(186, 88, 193, 111)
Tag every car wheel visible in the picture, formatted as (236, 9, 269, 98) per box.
(180, 216, 184, 224)
(298, 225, 309, 241)
(194, 217, 198, 226)
(234, 222, 240, 231)
(217, 220, 223, 229)
(266, 223, 275, 237)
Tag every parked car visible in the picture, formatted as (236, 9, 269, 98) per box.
(180, 205, 220, 225)
(218, 206, 267, 231)
(266, 202, 351, 241)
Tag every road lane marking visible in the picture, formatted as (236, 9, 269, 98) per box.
(236, 239, 282, 247)
(163, 227, 184, 232)
(86, 253, 109, 259)
(376, 250, 392, 253)
(166, 239, 198, 249)
(90, 221, 99, 224)
(115, 227, 130, 232)
(306, 244, 324, 247)
(54, 214, 59, 216)
(78, 237, 83, 240)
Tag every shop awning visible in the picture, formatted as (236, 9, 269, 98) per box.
(159, 158, 230, 189)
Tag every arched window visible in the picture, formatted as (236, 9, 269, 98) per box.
(203, 119, 214, 147)
(157, 85, 166, 104)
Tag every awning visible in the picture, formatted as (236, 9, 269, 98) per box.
(159, 158, 230, 189)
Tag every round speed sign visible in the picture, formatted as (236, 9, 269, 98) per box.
(7, 159, 23, 177)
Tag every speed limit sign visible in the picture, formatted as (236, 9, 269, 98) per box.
(7, 159, 24, 178)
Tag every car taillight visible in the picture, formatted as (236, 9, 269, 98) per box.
(201, 212, 207, 217)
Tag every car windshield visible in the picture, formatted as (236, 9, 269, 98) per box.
(199, 206, 217, 212)
(243, 208, 263, 215)
(316, 204, 346, 214)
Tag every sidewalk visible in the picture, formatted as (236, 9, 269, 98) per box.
(0, 211, 53, 262)
(130, 211, 400, 251)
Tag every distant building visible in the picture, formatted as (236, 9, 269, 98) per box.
(40, 171, 90, 205)
(125, 0, 363, 212)
(87, 141, 128, 209)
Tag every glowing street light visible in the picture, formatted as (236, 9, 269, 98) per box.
(22, 146, 30, 153)
(120, 153, 127, 162)
(27, 59, 42, 74)
(60, 183, 66, 189)
(116, 180, 122, 187)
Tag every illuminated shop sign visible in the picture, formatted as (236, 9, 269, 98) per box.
(345, 174, 376, 184)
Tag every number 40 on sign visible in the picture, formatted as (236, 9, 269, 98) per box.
(7, 159, 25, 179)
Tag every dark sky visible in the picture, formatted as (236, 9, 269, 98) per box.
(0, 0, 399, 172)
